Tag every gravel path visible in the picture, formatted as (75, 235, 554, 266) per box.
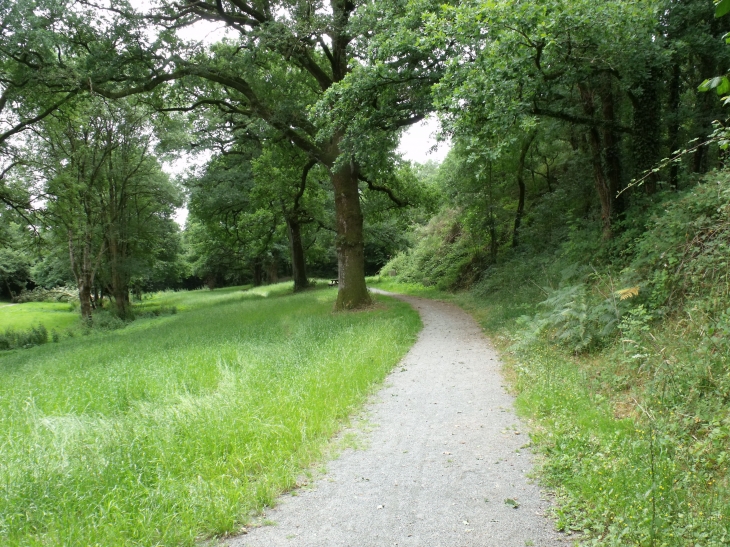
(227, 292, 567, 547)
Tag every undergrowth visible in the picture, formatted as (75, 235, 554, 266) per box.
(0, 324, 48, 350)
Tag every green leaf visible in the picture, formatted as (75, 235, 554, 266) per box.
(699, 77, 724, 92)
(715, 76, 730, 95)
(717, 0, 730, 18)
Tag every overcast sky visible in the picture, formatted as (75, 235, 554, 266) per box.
(397, 117, 451, 164)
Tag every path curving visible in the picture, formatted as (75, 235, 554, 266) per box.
(227, 291, 567, 547)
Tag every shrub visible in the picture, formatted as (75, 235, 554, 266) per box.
(90, 312, 127, 331)
(12, 286, 79, 304)
(380, 209, 487, 290)
(0, 324, 49, 351)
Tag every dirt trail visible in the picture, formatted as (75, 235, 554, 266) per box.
(227, 291, 567, 547)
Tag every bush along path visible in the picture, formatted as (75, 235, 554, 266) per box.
(229, 291, 567, 547)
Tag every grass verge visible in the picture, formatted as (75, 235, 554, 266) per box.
(0, 284, 421, 546)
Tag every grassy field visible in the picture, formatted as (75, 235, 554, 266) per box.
(0, 284, 421, 546)
(0, 301, 79, 332)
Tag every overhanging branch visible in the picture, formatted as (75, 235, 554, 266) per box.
(358, 174, 408, 207)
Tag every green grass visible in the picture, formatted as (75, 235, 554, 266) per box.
(136, 285, 259, 312)
(0, 302, 79, 332)
(0, 284, 421, 546)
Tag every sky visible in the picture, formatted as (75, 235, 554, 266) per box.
(397, 117, 451, 164)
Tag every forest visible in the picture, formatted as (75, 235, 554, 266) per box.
(2, 0, 730, 545)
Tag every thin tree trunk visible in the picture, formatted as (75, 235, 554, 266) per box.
(267, 258, 278, 284)
(109, 236, 130, 319)
(80, 234, 93, 321)
(579, 85, 612, 239)
(668, 63, 681, 190)
(600, 84, 626, 209)
(512, 131, 537, 248)
(252, 261, 263, 287)
(286, 217, 309, 292)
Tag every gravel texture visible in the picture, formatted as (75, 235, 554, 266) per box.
(226, 292, 568, 547)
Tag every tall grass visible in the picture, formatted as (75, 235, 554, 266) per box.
(0, 285, 421, 546)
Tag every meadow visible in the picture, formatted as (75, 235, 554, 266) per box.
(0, 301, 79, 332)
(0, 284, 421, 546)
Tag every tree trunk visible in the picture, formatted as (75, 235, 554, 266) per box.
(600, 84, 626, 210)
(252, 261, 263, 287)
(512, 132, 536, 248)
(286, 217, 309, 292)
(586, 128, 612, 239)
(628, 75, 662, 196)
(579, 85, 612, 239)
(112, 284, 130, 318)
(266, 258, 279, 284)
(109, 235, 131, 319)
(668, 63, 681, 190)
(79, 276, 93, 322)
(68, 229, 94, 322)
(331, 158, 371, 310)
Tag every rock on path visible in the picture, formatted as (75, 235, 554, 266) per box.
(227, 292, 567, 547)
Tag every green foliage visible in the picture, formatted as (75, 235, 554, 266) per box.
(382, 209, 486, 290)
(518, 282, 623, 353)
(0, 324, 48, 350)
(0, 220, 35, 299)
(623, 172, 730, 314)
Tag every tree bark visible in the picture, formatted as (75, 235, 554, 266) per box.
(512, 131, 536, 248)
(331, 158, 371, 310)
(579, 85, 612, 239)
(68, 229, 96, 322)
(252, 261, 263, 287)
(108, 234, 131, 319)
(266, 258, 279, 284)
(600, 84, 626, 210)
(286, 217, 309, 292)
(668, 62, 681, 190)
(628, 75, 662, 196)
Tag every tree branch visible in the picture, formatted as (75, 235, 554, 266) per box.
(358, 174, 408, 207)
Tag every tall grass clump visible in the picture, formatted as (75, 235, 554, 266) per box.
(0, 324, 48, 350)
(0, 285, 420, 546)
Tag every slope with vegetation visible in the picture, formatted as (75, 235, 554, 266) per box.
(376, 167, 730, 545)
(367, 1, 730, 544)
